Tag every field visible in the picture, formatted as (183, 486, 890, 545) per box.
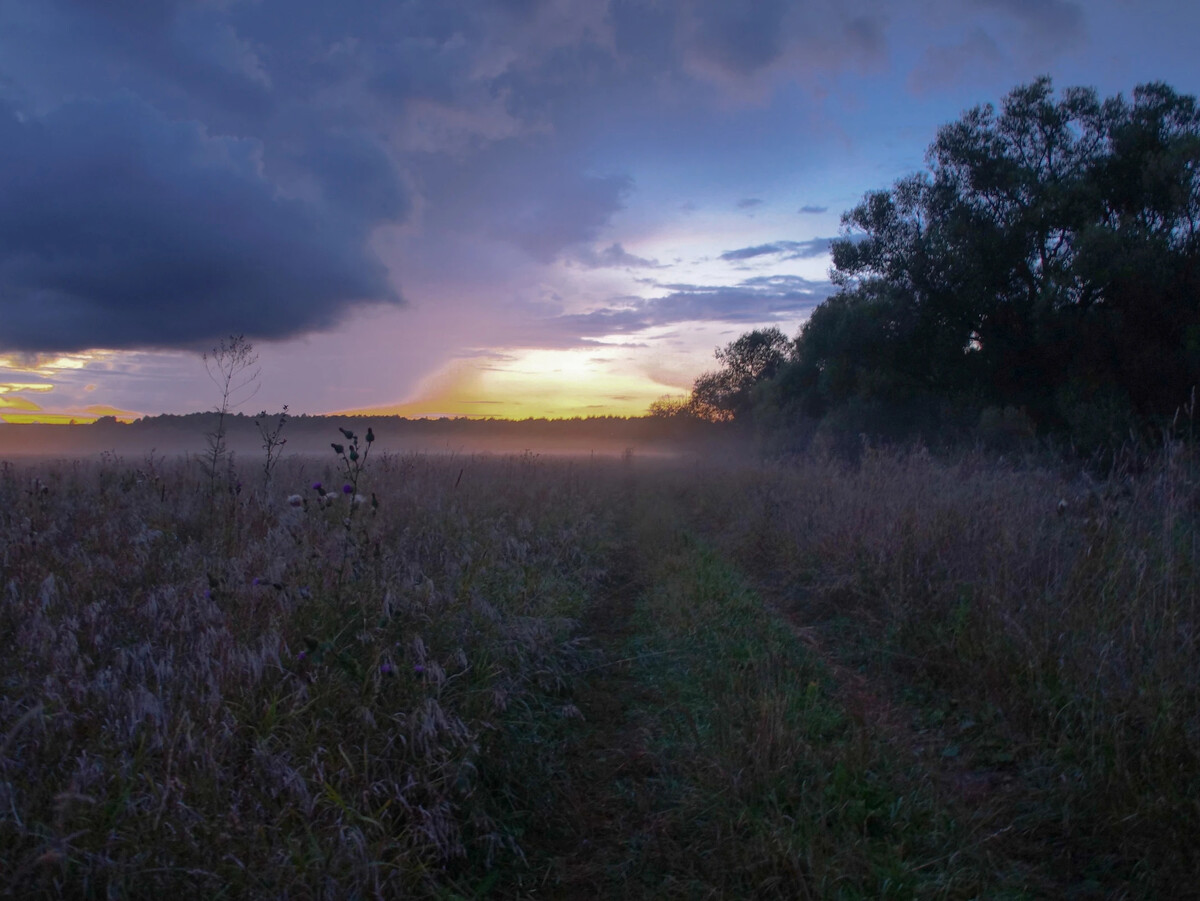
(1, 438, 1197, 898)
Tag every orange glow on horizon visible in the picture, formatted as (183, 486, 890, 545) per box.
(0, 400, 142, 425)
(337, 350, 687, 419)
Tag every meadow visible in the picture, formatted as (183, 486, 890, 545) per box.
(1, 434, 1197, 898)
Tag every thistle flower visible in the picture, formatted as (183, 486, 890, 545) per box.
(342, 483, 353, 494)
(311, 481, 323, 492)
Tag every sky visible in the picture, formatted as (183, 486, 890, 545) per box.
(1, 0, 1199, 422)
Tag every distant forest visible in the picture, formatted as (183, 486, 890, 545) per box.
(666, 78, 1200, 453)
(0, 411, 728, 458)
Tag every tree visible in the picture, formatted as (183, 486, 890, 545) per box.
(690, 327, 792, 419)
(784, 77, 1200, 444)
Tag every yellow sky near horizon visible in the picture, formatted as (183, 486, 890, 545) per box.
(339, 349, 687, 419)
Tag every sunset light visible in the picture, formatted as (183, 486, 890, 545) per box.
(349, 348, 684, 420)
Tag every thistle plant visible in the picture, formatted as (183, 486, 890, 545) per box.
(330, 424, 377, 597)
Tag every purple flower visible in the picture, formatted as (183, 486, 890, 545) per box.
(342, 483, 353, 494)
(312, 482, 323, 492)
(252, 577, 260, 586)
(413, 664, 426, 674)
(297, 651, 307, 661)
(380, 662, 394, 675)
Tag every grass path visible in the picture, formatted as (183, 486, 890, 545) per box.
(503, 524, 1034, 899)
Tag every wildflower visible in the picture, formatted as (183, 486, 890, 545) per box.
(413, 664, 425, 674)
(252, 577, 260, 586)
(380, 662, 394, 675)
(311, 481, 323, 492)
(297, 650, 307, 661)
(342, 483, 353, 494)
(287, 494, 303, 507)
(366, 427, 374, 443)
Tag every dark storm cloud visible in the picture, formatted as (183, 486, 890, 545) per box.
(0, 0, 1107, 362)
(720, 238, 838, 261)
(0, 97, 397, 352)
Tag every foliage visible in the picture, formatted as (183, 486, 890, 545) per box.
(689, 327, 792, 421)
(817, 78, 1200, 442)
(691, 78, 1200, 450)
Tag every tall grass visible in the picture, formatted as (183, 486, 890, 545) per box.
(1, 442, 1196, 896)
(0, 453, 618, 897)
(658, 442, 1200, 892)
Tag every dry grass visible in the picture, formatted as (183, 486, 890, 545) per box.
(652, 443, 1200, 893)
(0, 452, 619, 897)
(1, 440, 1197, 897)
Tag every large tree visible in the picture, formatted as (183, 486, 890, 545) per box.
(791, 78, 1200, 440)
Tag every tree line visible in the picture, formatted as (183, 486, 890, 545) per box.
(665, 78, 1200, 450)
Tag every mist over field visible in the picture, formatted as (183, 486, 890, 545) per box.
(0, 415, 729, 460)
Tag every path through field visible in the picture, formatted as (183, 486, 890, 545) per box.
(500, 520, 1056, 899)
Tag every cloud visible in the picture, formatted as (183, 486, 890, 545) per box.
(798, 205, 828, 214)
(686, 0, 790, 77)
(0, 96, 401, 353)
(908, 28, 1003, 94)
(736, 197, 765, 209)
(571, 243, 663, 269)
(527, 274, 835, 344)
(975, 0, 1085, 53)
(719, 238, 839, 262)
(674, 0, 892, 93)
(419, 142, 633, 264)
